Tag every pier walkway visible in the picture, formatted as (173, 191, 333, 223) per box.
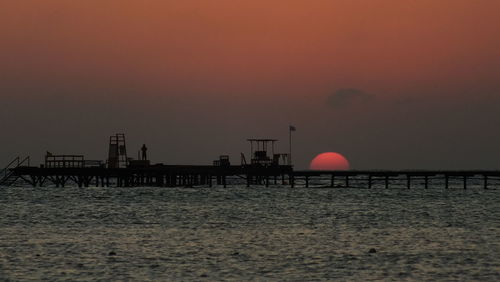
(2, 165, 499, 189)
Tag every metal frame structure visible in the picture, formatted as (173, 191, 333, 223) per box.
(108, 134, 128, 168)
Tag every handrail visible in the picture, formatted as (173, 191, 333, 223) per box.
(0, 157, 19, 175)
(1, 157, 19, 179)
(2, 157, 20, 172)
(19, 156, 30, 167)
(1, 156, 30, 183)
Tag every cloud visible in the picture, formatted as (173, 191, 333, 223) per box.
(327, 88, 374, 109)
(327, 88, 375, 109)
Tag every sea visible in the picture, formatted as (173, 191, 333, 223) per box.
(0, 179, 499, 281)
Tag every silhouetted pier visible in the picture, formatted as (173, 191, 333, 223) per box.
(2, 166, 499, 189)
(1, 134, 499, 189)
(2, 165, 294, 188)
(292, 170, 500, 189)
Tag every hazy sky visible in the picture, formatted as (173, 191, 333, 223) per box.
(1, 1, 499, 169)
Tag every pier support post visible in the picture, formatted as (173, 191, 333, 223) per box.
(407, 175, 411, 189)
(463, 175, 467, 190)
(368, 175, 372, 189)
(345, 175, 349, 188)
(484, 175, 488, 190)
(28, 175, 37, 187)
(424, 175, 429, 189)
(385, 175, 389, 189)
(330, 174, 335, 188)
(159, 175, 164, 187)
(445, 174, 449, 189)
(40, 176, 47, 187)
(305, 176, 309, 188)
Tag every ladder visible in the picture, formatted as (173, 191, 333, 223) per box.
(0, 156, 30, 186)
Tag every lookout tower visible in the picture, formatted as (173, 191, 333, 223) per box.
(245, 139, 289, 167)
(108, 134, 128, 168)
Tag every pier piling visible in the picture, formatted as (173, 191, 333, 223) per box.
(4, 166, 499, 189)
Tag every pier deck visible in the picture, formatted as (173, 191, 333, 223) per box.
(3, 165, 500, 189)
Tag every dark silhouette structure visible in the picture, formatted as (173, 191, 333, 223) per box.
(0, 133, 499, 189)
(213, 155, 230, 167)
(108, 134, 127, 168)
(245, 139, 289, 166)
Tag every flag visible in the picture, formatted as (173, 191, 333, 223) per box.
(289, 125, 296, 131)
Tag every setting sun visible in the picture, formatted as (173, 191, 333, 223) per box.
(310, 152, 350, 170)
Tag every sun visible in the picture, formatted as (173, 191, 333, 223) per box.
(310, 152, 350, 170)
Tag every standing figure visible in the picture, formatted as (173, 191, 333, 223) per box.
(141, 144, 148, 161)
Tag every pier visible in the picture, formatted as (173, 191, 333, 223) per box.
(292, 170, 500, 190)
(1, 134, 499, 189)
(2, 166, 499, 190)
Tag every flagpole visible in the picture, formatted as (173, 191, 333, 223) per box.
(289, 126, 292, 166)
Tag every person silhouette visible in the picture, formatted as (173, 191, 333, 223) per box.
(141, 144, 148, 160)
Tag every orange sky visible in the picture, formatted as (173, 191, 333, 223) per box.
(2, 1, 499, 99)
(1, 1, 500, 168)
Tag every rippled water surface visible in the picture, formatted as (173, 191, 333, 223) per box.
(0, 185, 499, 281)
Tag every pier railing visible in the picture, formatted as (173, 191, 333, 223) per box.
(0, 156, 30, 186)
